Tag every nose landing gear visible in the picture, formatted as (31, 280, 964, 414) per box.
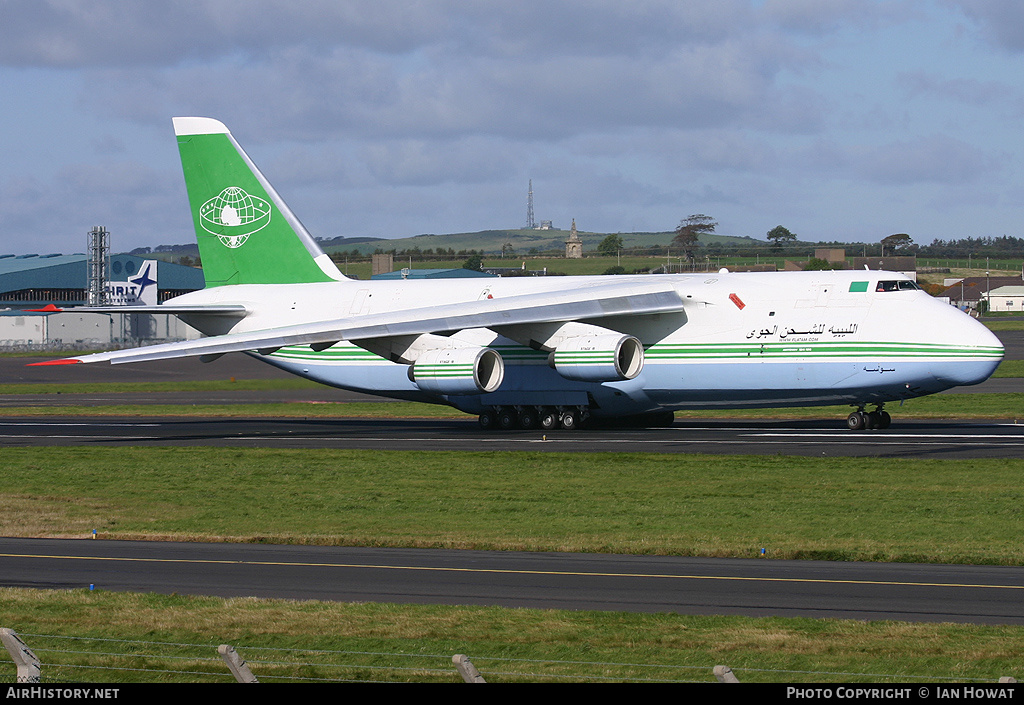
(847, 405, 891, 431)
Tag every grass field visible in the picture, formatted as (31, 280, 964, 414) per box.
(2, 589, 1022, 683)
(984, 320, 1024, 331)
(2, 446, 1022, 564)
(992, 359, 1024, 377)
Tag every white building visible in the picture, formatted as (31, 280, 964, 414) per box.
(987, 285, 1024, 312)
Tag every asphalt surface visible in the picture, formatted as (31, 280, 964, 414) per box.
(2, 352, 298, 384)
(3, 538, 1024, 625)
(2, 416, 1023, 458)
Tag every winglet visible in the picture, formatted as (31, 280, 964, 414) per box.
(26, 358, 83, 367)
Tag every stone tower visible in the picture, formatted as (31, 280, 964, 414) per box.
(565, 219, 582, 259)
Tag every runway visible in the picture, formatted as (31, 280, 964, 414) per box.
(1, 416, 1022, 458)
(3, 537, 1024, 625)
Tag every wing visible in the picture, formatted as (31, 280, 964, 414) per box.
(30, 279, 686, 366)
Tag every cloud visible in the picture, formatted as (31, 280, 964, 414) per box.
(74, 20, 815, 145)
(0, 161, 184, 251)
(0, 1, 451, 67)
(898, 71, 1010, 106)
(762, 0, 917, 35)
(359, 137, 515, 187)
(0, 1, 759, 70)
(944, 0, 1024, 52)
(0, 1, 820, 143)
(853, 135, 999, 185)
(2, 1, 1021, 252)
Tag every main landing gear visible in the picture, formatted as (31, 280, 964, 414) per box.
(479, 405, 588, 431)
(477, 406, 677, 431)
(846, 405, 891, 431)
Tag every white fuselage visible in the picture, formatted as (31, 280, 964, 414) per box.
(167, 269, 1004, 417)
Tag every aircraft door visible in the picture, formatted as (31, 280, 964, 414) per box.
(349, 289, 370, 316)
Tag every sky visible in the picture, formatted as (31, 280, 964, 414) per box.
(0, 0, 1022, 255)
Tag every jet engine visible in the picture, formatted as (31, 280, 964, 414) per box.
(551, 334, 644, 382)
(410, 346, 505, 395)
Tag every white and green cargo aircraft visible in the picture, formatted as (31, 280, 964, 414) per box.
(36, 117, 1004, 431)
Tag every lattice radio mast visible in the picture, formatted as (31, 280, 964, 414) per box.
(87, 225, 110, 305)
(526, 180, 535, 229)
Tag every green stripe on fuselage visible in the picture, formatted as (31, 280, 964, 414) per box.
(267, 341, 1001, 367)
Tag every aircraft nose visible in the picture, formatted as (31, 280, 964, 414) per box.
(935, 313, 1004, 386)
(971, 319, 1004, 353)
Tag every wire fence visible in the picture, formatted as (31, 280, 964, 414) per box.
(1, 631, 1018, 684)
(0, 340, 106, 353)
(0, 339, 188, 354)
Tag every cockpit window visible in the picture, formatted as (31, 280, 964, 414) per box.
(876, 280, 921, 292)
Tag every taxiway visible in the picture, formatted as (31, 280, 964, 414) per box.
(1, 415, 1022, 459)
(3, 537, 1024, 625)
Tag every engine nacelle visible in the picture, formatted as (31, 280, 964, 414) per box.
(551, 334, 644, 382)
(410, 347, 505, 395)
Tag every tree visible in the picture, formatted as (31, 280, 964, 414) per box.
(880, 233, 914, 255)
(462, 254, 483, 271)
(766, 225, 797, 251)
(673, 214, 716, 259)
(803, 257, 834, 271)
(598, 234, 623, 256)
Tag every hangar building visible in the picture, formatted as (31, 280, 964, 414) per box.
(0, 254, 205, 350)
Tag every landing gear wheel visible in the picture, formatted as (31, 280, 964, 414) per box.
(498, 407, 519, 431)
(866, 411, 882, 429)
(478, 411, 497, 430)
(518, 407, 539, 430)
(847, 411, 867, 431)
(652, 410, 676, 428)
(877, 411, 892, 429)
(539, 407, 559, 431)
(560, 410, 581, 431)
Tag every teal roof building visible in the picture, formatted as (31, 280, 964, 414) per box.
(0, 254, 204, 309)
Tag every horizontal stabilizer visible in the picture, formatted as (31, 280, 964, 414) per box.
(27, 358, 81, 367)
(66, 305, 248, 317)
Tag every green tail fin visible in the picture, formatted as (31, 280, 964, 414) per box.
(173, 117, 344, 287)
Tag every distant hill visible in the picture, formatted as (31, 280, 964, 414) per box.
(136, 228, 765, 261)
(318, 228, 763, 256)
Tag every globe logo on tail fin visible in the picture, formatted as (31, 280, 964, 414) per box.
(199, 187, 272, 249)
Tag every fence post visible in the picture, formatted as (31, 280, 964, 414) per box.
(714, 664, 739, 683)
(453, 654, 486, 683)
(218, 644, 259, 683)
(0, 629, 41, 683)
